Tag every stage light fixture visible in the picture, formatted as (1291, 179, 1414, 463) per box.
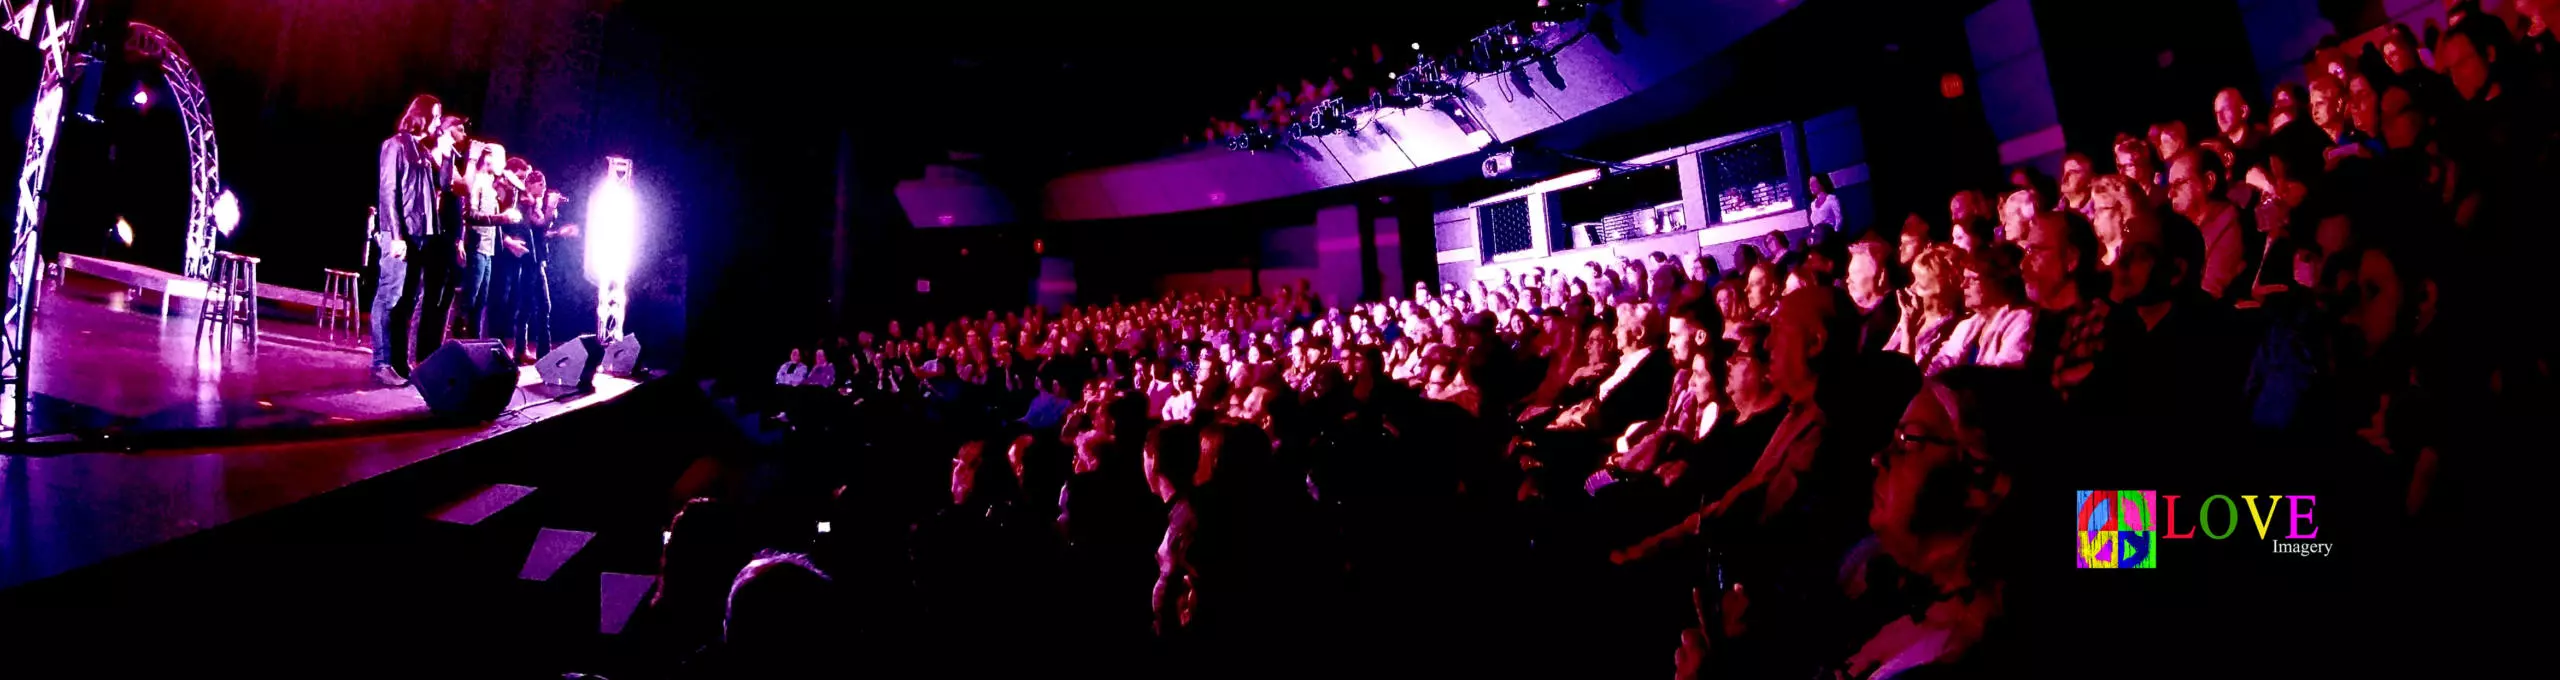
(1223, 127, 1281, 153)
(131, 89, 147, 107)
(1373, 91, 1423, 109)
(586, 156, 639, 340)
(114, 216, 133, 246)
(1403, 63, 1462, 97)
(1487, 25, 1532, 62)
(212, 189, 239, 236)
(1297, 98, 1356, 135)
(1537, 1, 1586, 23)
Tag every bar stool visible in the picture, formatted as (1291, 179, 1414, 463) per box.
(195, 251, 260, 347)
(320, 268, 364, 345)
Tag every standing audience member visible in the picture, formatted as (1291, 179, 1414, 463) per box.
(1807, 173, 1844, 231)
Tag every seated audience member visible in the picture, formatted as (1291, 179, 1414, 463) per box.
(2152, 119, 2190, 164)
(1143, 422, 1207, 637)
(1997, 189, 2039, 243)
(774, 349, 808, 387)
(1423, 354, 1483, 416)
(1951, 210, 1998, 255)
(686, 552, 838, 677)
(1884, 244, 1968, 368)
(1895, 214, 1942, 273)
(803, 349, 837, 390)
(624, 498, 753, 671)
(1022, 379, 1074, 433)
(1160, 368, 1199, 423)
(1696, 323, 1790, 494)
(2058, 153, 2098, 217)
(1745, 262, 1783, 320)
(2083, 205, 2249, 469)
(1830, 367, 2050, 678)
(2086, 174, 2145, 267)
(2020, 212, 2111, 400)
(1845, 236, 1903, 355)
(2165, 149, 2250, 300)
(1934, 243, 2035, 374)
(1947, 190, 1991, 234)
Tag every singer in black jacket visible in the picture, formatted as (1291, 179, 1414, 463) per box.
(501, 165, 568, 361)
(370, 95, 443, 387)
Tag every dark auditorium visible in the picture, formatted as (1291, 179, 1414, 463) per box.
(1, 0, 2550, 677)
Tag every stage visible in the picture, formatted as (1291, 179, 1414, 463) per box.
(0, 256, 654, 591)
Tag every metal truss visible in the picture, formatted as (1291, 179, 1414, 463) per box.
(3, 0, 86, 440)
(125, 22, 221, 280)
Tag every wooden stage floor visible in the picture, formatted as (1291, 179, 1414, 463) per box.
(0, 259, 652, 591)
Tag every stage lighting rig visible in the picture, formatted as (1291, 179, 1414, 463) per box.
(1223, 127, 1281, 153)
(1485, 23, 1533, 62)
(1299, 98, 1356, 135)
(1372, 91, 1423, 109)
(1536, 1, 1587, 23)
(1402, 62, 1461, 97)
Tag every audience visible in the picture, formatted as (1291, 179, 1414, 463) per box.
(609, 11, 2547, 676)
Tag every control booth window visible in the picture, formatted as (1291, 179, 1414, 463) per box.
(1701, 131, 1796, 224)
(1548, 163, 1684, 251)
(1479, 197, 1536, 259)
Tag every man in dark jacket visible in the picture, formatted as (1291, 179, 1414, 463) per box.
(371, 95, 443, 386)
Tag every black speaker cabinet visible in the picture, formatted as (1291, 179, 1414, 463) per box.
(537, 334, 605, 389)
(602, 334, 642, 377)
(414, 339, 520, 420)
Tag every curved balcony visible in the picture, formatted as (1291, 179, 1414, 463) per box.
(1009, 0, 1808, 223)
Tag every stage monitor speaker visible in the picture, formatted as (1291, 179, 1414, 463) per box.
(537, 335, 605, 388)
(602, 335, 642, 377)
(415, 339, 520, 421)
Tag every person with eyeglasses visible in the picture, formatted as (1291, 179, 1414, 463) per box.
(1930, 243, 2035, 376)
(1830, 367, 2048, 680)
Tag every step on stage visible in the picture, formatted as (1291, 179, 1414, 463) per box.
(0, 255, 653, 591)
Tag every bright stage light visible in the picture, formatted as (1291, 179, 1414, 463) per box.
(586, 156, 639, 341)
(212, 189, 239, 236)
(132, 89, 147, 107)
(585, 157, 638, 285)
(114, 216, 133, 246)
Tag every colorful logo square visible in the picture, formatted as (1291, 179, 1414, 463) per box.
(2077, 490, 2156, 568)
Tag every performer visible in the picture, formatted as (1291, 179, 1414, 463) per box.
(502, 163, 568, 362)
(409, 115, 471, 365)
(458, 142, 522, 342)
(370, 95, 441, 387)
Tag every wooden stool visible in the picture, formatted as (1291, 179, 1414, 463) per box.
(320, 268, 364, 345)
(195, 251, 260, 347)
